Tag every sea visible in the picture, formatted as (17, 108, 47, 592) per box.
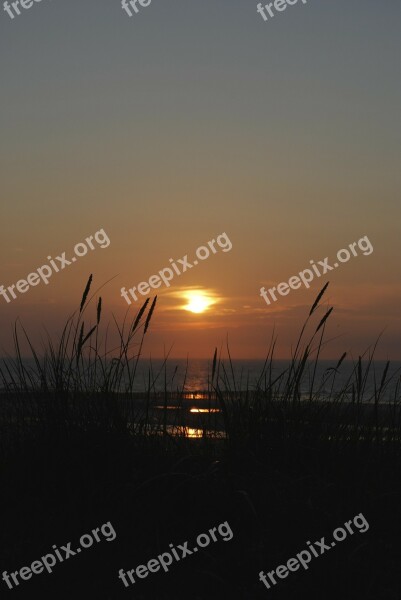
(1, 358, 401, 402)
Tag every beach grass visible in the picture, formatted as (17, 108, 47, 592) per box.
(1, 277, 400, 599)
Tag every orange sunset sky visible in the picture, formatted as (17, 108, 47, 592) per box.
(1, 0, 400, 360)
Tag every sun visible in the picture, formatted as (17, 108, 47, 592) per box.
(183, 291, 214, 314)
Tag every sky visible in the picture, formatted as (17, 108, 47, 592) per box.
(0, 0, 400, 360)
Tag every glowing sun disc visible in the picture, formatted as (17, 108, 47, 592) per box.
(184, 292, 213, 314)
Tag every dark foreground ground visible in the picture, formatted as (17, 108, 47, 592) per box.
(1, 392, 401, 600)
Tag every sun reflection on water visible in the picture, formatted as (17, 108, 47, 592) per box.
(190, 408, 220, 414)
